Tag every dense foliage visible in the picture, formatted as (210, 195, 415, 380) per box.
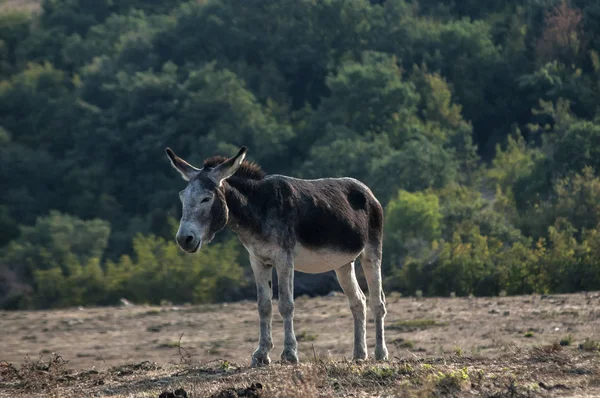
(2, 0, 600, 309)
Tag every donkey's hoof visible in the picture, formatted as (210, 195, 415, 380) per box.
(353, 350, 368, 361)
(251, 353, 271, 367)
(281, 349, 299, 364)
(375, 346, 389, 361)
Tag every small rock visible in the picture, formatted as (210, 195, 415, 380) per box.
(174, 389, 188, 398)
(62, 318, 82, 326)
(158, 388, 188, 398)
(210, 383, 263, 398)
(211, 390, 237, 398)
(120, 298, 133, 307)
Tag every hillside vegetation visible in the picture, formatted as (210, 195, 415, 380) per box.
(1, 0, 600, 309)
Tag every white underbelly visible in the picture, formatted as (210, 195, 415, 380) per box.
(293, 244, 360, 274)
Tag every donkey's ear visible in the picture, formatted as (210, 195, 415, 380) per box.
(210, 146, 247, 184)
(165, 147, 200, 181)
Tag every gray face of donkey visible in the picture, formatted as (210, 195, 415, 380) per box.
(165, 147, 247, 253)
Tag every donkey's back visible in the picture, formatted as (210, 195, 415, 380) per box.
(258, 175, 384, 274)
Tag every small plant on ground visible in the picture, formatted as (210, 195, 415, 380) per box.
(323, 360, 361, 379)
(157, 340, 182, 350)
(398, 363, 415, 375)
(435, 367, 470, 394)
(524, 331, 534, 338)
(218, 360, 233, 371)
(362, 365, 396, 381)
(453, 345, 463, 357)
(560, 334, 573, 346)
(360, 363, 415, 386)
(296, 330, 318, 342)
(579, 339, 600, 352)
(392, 337, 415, 349)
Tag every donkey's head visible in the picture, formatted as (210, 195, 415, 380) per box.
(165, 146, 247, 253)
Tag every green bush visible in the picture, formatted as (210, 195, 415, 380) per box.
(105, 233, 247, 305)
(0, 211, 247, 309)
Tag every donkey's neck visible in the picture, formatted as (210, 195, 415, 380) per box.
(222, 177, 263, 235)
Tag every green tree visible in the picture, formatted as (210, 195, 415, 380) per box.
(369, 137, 459, 202)
(488, 130, 542, 194)
(554, 121, 600, 175)
(300, 135, 393, 181)
(0, 11, 32, 76)
(553, 167, 600, 233)
(179, 62, 294, 170)
(383, 189, 442, 269)
(0, 62, 77, 154)
(309, 51, 420, 149)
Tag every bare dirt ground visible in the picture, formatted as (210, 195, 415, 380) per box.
(1, 292, 600, 397)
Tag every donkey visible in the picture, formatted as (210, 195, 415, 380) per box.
(165, 146, 388, 366)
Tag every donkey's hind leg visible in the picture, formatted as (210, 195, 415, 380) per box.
(360, 243, 389, 360)
(335, 261, 367, 360)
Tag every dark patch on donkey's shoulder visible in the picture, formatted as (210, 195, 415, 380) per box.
(203, 155, 266, 180)
(347, 187, 368, 211)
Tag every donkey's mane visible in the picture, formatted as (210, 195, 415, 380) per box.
(203, 155, 266, 180)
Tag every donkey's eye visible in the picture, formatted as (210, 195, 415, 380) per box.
(200, 197, 211, 204)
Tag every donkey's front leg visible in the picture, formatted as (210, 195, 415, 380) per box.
(276, 253, 298, 364)
(250, 256, 274, 367)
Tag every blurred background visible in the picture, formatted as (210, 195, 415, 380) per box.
(0, 0, 599, 311)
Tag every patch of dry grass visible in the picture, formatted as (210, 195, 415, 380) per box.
(388, 318, 448, 331)
(1, 346, 599, 397)
(2, 292, 600, 370)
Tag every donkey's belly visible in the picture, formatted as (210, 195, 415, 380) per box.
(293, 244, 360, 274)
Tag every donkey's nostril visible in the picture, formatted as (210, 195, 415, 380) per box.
(185, 235, 194, 244)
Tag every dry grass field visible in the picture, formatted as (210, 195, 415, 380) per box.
(1, 292, 600, 397)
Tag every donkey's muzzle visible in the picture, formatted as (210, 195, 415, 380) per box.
(176, 233, 201, 253)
